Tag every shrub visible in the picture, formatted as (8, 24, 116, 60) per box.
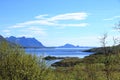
(0, 41, 47, 80)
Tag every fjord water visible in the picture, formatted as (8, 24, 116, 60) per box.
(25, 47, 93, 58)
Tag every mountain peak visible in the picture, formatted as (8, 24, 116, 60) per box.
(6, 36, 45, 48)
(21, 36, 26, 39)
(58, 43, 79, 48)
(64, 43, 74, 46)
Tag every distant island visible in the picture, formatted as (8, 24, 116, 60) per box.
(58, 43, 80, 48)
(58, 43, 94, 48)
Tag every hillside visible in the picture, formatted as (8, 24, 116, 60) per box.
(0, 35, 16, 47)
(6, 36, 45, 48)
(0, 35, 5, 42)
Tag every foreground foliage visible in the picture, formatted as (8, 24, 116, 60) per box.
(1, 41, 120, 80)
(0, 41, 50, 80)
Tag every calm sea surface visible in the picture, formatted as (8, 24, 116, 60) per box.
(25, 47, 93, 58)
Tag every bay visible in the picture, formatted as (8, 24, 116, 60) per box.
(25, 47, 93, 58)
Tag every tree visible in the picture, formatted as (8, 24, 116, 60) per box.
(100, 33, 113, 80)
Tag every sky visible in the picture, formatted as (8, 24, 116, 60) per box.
(0, 0, 120, 47)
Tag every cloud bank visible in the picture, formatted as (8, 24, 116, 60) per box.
(10, 12, 89, 28)
(4, 12, 89, 38)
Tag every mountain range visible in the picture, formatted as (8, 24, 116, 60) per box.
(6, 36, 45, 48)
(0, 35, 92, 48)
(6, 36, 81, 48)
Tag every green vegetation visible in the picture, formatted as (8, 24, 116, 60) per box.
(0, 41, 51, 80)
(1, 35, 120, 80)
(52, 57, 83, 67)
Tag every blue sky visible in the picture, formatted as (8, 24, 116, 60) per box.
(0, 0, 120, 47)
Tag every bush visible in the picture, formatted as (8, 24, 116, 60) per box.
(0, 41, 47, 80)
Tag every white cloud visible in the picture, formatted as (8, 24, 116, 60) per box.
(35, 14, 48, 19)
(10, 12, 89, 28)
(10, 20, 55, 28)
(104, 16, 120, 21)
(49, 12, 88, 21)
